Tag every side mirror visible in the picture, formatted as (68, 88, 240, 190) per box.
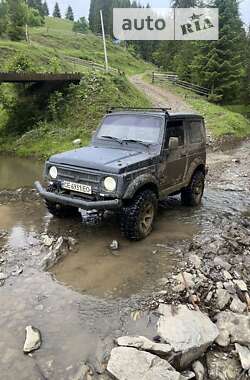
(168, 137, 179, 150)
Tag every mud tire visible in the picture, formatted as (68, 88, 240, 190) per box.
(181, 170, 205, 207)
(120, 189, 158, 241)
(45, 185, 80, 218)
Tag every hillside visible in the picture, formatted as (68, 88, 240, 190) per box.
(0, 17, 152, 75)
(0, 18, 152, 158)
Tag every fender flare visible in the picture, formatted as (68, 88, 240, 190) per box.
(123, 174, 159, 200)
(185, 159, 206, 185)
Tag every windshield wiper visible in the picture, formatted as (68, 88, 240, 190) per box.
(122, 139, 151, 147)
(100, 135, 123, 144)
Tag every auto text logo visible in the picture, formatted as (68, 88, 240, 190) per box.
(113, 8, 219, 41)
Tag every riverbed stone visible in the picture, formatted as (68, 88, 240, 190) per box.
(188, 254, 201, 269)
(213, 257, 231, 271)
(206, 351, 241, 380)
(116, 336, 172, 356)
(230, 296, 246, 313)
(157, 304, 218, 368)
(192, 361, 205, 380)
(174, 272, 195, 292)
(23, 326, 42, 353)
(215, 311, 250, 347)
(107, 347, 185, 380)
(215, 289, 231, 310)
(235, 343, 250, 370)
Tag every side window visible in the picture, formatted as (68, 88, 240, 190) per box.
(165, 120, 184, 149)
(189, 120, 203, 144)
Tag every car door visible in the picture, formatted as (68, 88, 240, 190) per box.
(160, 119, 188, 190)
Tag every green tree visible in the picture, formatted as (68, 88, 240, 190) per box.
(53, 2, 61, 18)
(191, 0, 245, 103)
(0, 0, 8, 35)
(7, 0, 27, 41)
(243, 27, 250, 104)
(73, 16, 89, 34)
(171, 0, 197, 6)
(42, 1, 49, 16)
(65, 5, 74, 21)
(27, 7, 44, 26)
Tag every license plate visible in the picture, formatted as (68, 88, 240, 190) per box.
(62, 181, 92, 195)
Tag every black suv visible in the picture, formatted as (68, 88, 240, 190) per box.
(35, 108, 207, 240)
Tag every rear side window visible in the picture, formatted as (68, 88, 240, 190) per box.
(165, 120, 184, 148)
(189, 120, 204, 143)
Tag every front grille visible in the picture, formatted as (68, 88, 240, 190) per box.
(57, 166, 101, 194)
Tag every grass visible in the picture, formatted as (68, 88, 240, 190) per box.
(0, 17, 154, 158)
(0, 72, 151, 158)
(0, 17, 153, 75)
(145, 75, 250, 138)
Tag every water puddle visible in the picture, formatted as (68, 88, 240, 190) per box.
(0, 155, 42, 190)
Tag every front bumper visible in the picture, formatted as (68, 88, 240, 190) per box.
(34, 181, 122, 210)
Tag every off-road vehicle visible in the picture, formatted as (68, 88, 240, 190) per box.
(35, 108, 207, 240)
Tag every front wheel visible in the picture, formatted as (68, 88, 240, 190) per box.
(120, 189, 158, 241)
(181, 171, 205, 207)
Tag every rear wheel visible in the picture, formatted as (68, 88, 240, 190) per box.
(120, 189, 158, 241)
(45, 185, 80, 218)
(181, 170, 205, 207)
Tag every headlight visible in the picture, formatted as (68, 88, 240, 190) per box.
(49, 166, 58, 179)
(103, 177, 116, 192)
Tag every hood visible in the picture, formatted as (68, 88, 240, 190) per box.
(49, 145, 157, 174)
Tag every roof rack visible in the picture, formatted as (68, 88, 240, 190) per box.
(107, 107, 171, 116)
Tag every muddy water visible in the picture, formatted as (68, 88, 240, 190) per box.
(0, 143, 249, 379)
(0, 155, 43, 190)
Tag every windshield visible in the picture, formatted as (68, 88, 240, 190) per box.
(97, 114, 163, 145)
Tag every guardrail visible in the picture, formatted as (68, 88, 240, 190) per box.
(152, 72, 210, 97)
(64, 56, 120, 74)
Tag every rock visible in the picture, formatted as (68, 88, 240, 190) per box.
(223, 271, 232, 280)
(110, 240, 119, 250)
(11, 266, 23, 276)
(207, 351, 241, 380)
(230, 296, 246, 313)
(53, 236, 64, 252)
(73, 139, 82, 146)
(192, 361, 205, 380)
(215, 289, 231, 310)
(42, 235, 54, 247)
(157, 304, 218, 369)
(205, 291, 213, 304)
(215, 311, 250, 347)
(188, 254, 201, 269)
(213, 257, 231, 271)
(116, 336, 172, 356)
(107, 347, 185, 380)
(234, 280, 248, 292)
(72, 363, 90, 380)
(23, 326, 42, 353)
(235, 343, 250, 370)
(0, 272, 7, 280)
(174, 272, 195, 292)
(181, 370, 195, 379)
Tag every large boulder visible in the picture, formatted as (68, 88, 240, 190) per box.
(215, 311, 250, 347)
(157, 304, 219, 368)
(107, 347, 185, 380)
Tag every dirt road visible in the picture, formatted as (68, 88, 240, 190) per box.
(129, 74, 192, 112)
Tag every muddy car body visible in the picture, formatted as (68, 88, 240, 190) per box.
(35, 108, 207, 240)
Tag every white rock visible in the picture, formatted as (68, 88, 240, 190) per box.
(223, 270, 232, 280)
(23, 326, 42, 353)
(235, 343, 250, 370)
(157, 304, 219, 368)
(110, 240, 119, 250)
(181, 370, 195, 379)
(230, 296, 246, 314)
(213, 257, 231, 271)
(234, 280, 248, 292)
(43, 235, 54, 247)
(107, 347, 185, 380)
(174, 272, 195, 292)
(215, 289, 231, 310)
(192, 361, 205, 380)
(72, 363, 90, 380)
(117, 336, 172, 356)
(188, 254, 201, 269)
(0, 272, 7, 280)
(215, 311, 250, 347)
(73, 139, 82, 146)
